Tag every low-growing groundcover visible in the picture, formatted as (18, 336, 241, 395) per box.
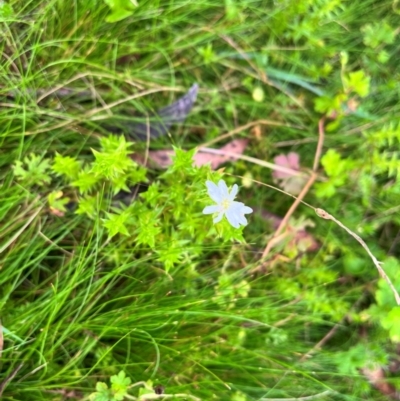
(1, 0, 400, 400)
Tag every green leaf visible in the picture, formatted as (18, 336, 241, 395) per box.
(156, 240, 188, 272)
(13, 154, 52, 187)
(91, 135, 135, 180)
(169, 147, 197, 174)
(110, 174, 130, 195)
(72, 168, 99, 194)
(314, 93, 346, 115)
(320, 149, 347, 177)
(136, 211, 161, 248)
(128, 166, 147, 185)
(231, 391, 248, 401)
(198, 43, 216, 64)
(52, 153, 81, 179)
(375, 258, 400, 308)
(140, 182, 160, 207)
(89, 382, 112, 401)
(91, 149, 134, 180)
(362, 21, 395, 49)
(99, 135, 133, 153)
(48, 191, 69, 213)
(103, 210, 131, 238)
(381, 307, 400, 343)
(335, 344, 388, 375)
(103, 0, 138, 23)
(0, 1, 13, 18)
(314, 180, 337, 198)
(110, 371, 131, 401)
(106, 9, 134, 22)
(76, 195, 99, 218)
(377, 50, 390, 64)
(344, 70, 370, 98)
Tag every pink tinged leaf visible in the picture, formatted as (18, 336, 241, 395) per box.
(132, 139, 249, 170)
(191, 152, 219, 168)
(194, 139, 249, 169)
(272, 152, 300, 179)
(272, 151, 306, 195)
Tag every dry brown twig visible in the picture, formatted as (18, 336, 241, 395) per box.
(260, 117, 325, 261)
(256, 117, 400, 305)
(0, 363, 24, 397)
(200, 119, 303, 149)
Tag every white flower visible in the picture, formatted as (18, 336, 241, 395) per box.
(202, 179, 253, 228)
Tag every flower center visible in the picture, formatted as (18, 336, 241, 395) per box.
(221, 199, 231, 211)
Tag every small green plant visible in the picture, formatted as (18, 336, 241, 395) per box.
(90, 372, 199, 401)
(13, 136, 254, 270)
(103, 0, 138, 23)
(90, 371, 131, 401)
(13, 153, 52, 187)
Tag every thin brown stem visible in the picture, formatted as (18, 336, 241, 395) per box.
(260, 117, 325, 262)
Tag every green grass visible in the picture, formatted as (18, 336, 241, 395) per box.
(1, 0, 400, 400)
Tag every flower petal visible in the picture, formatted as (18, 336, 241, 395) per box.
(237, 213, 248, 226)
(225, 207, 241, 228)
(228, 184, 238, 201)
(217, 179, 229, 199)
(213, 211, 224, 224)
(230, 201, 245, 209)
(242, 206, 253, 214)
(203, 205, 220, 214)
(206, 180, 222, 203)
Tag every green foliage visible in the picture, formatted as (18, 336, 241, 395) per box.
(214, 272, 251, 309)
(13, 154, 51, 187)
(343, 70, 371, 98)
(52, 153, 81, 179)
(103, 0, 138, 23)
(366, 258, 400, 343)
(72, 167, 101, 193)
(362, 21, 396, 49)
(12, 136, 252, 258)
(89, 371, 131, 401)
(335, 343, 389, 376)
(92, 136, 134, 180)
(315, 149, 354, 198)
(90, 382, 113, 401)
(48, 190, 69, 214)
(103, 209, 132, 238)
(381, 307, 400, 342)
(0, 0, 13, 18)
(3, 0, 400, 400)
(111, 371, 132, 400)
(198, 43, 217, 65)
